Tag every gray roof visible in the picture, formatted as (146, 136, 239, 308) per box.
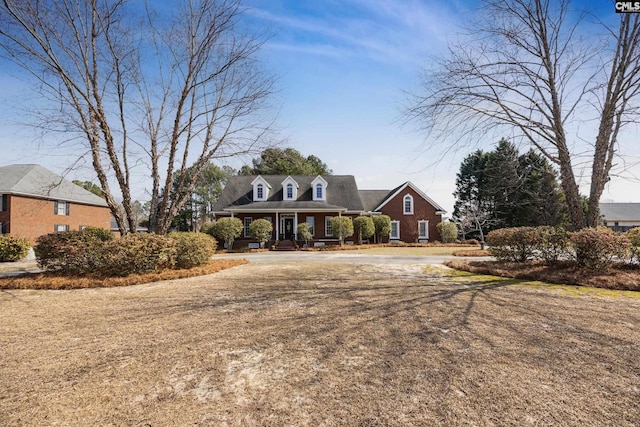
(213, 175, 365, 212)
(0, 164, 109, 207)
(358, 190, 393, 212)
(599, 203, 640, 222)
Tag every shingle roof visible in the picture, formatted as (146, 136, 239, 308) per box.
(599, 203, 640, 222)
(0, 164, 108, 207)
(358, 190, 392, 212)
(213, 175, 364, 212)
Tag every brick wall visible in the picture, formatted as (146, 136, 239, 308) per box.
(379, 187, 443, 243)
(4, 194, 111, 243)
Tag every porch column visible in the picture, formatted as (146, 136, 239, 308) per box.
(275, 212, 279, 240)
(294, 212, 298, 240)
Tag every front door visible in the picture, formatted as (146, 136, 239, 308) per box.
(283, 218, 294, 240)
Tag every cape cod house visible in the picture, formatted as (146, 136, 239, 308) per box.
(0, 164, 111, 243)
(211, 175, 445, 248)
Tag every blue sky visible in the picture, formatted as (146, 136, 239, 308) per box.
(0, 0, 637, 215)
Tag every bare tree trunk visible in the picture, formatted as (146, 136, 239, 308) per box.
(0, 0, 274, 235)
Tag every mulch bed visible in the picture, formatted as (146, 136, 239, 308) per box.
(445, 259, 640, 291)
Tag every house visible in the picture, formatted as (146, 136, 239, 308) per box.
(0, 164, 111, 242)
(600, 203, 640, 232)
(211, 175, 445, 248)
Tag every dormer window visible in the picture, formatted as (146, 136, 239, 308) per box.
(281, 176, 299, 200)
(251, 176, 271, 201)
(311, 175, 328, 201)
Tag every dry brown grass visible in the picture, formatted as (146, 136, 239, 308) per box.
(1, 261, 639, 426)
(0, 259, 248, 290)
(445, 259, 640, 291)
(452, 249, 491, 257)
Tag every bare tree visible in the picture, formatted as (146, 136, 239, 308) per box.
(408, 0, 640, 229)
(0, 0, 274, 234)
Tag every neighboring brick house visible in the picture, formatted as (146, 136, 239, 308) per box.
(0, 164, 111, 243)
(212, 175, 445, 248)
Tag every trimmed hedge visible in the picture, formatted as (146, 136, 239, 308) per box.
(570, 227, 630, 269)
(169, 232, 217, 269)
(487, 226, 631, 269)
(0, 235, 32, 262)
(35, 229, 216, 276)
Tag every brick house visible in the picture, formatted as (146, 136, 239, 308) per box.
(0, 164, 111, 243)
(212, 175, 445, 248)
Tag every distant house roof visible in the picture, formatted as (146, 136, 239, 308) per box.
(0, 164, 109, 207)
(212, 175, 365, 212)
(599, 203, 640, 222)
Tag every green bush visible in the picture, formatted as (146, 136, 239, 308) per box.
(372, 215, 391, 243)
(200, 221, 216, 235)
(570, 228, 630, 269)
(169, 232, 216, 269)
(211, 217, 243, 250)
(330, 216, 354, 246)
(249, 219, 273, 245)
(0, 235, 32, 262)
(297, 222, 313, 246)
(101, 233, 177, 276)
(353, 216, 375, 244)
(436, 221, 458, 243)
(487, 227, 538, 262)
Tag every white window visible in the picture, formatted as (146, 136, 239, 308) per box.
(243, 217, 252, 238)
(390, 220, 400, 240)
(55, 200, 69, 216)
(311, 176, 328, 201)
(418, 220, 429, 239)
(286, 183, 294, 199)
(306, 216, 315, 236)
(54, 224, 70, 232)
(251, 176, 271, 201)
(403, 195, 413, 215)
(316, 184, 323, 199)
(325, 216, 333, 237)
(257, 184, 264, 199)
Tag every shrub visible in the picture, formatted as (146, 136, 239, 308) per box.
(352, 216, 375, 244)
(35, 229, 110, 274)
(330, 216, 354, 246)
(487, 227, 538, 262)
(532, 226, 569, 264)
(169, 232, 216, 269)
(100, 233, 177, 276)
(200, 221, 216, 235)
(463, 239, 480, 246)
(211, 217, 243, 250)
(570, 228, 630, 269)
(249, 219, 273, 246)
(436, 221, 458, 243)
(627, 227, 640, 264)
(372, 215, 391, 243)
(0, 235, 32, 262)
(297, 222, 313, 246)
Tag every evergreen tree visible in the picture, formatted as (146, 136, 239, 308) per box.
(239, 148, 332, 176)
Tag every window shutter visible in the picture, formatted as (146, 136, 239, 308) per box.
(1, 194, 7, 211)
(65, 202, 70, 216)
(54, 200, 58, 214)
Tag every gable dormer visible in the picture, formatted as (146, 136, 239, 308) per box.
(251, 175, 271, 201)
(311, 175, 328, 201)
(281, 176, 299, 200)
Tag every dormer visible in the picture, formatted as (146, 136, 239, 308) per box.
(281, 176, 299, 200)
(311, 175, 328, 201)
(251, 175, 271, 201)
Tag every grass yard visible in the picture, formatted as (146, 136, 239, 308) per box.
(1, 261, 639, 426)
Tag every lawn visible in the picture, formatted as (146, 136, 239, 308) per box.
(1, 261, 638, 426)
